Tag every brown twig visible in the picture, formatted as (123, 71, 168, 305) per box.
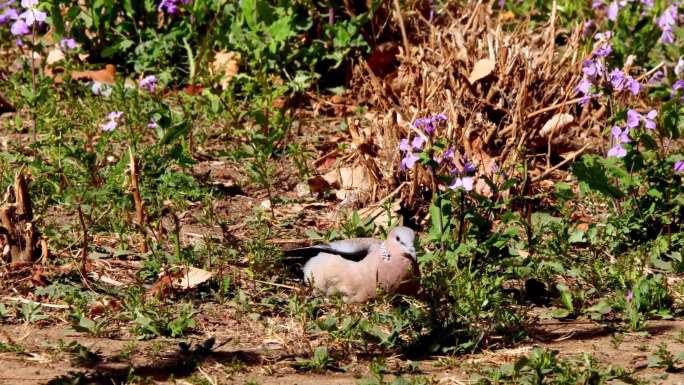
(393, 0, 410, 58)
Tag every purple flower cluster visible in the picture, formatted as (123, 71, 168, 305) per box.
(398, 113, 476, 191)
(608, 68, 641, 95)
(139, 75, 157, 93)
(412, 113, 447, 135)
(448, 156, 475, 192)
(59, 37, 76, 51)
(158, 0, 191, 14)
(607, 109, 656, 158)
(657, 4, 678, 44)
(101, 111, 123, 132)
(0, 0, 46, 38)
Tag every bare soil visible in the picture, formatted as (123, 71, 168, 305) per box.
(2, 317, 684, 384)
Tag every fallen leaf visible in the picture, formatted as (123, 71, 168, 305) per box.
(183, 84, 204, 95)
(173, 266, 213, 290)
(539, 113, 574, 137)
(211, 51, 240, 90)
(70, 64, 116, 84)
(468, 58, 496, 84)
(323, 166, 369, 190)
(46, 48, 65, 65)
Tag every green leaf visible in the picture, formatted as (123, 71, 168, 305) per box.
(568, 230, 585, 244)
(547, 308, 571, 318)
(556, 284, 574, 312)
(571, 155, 624, 199)
(240, 0, 258, 30)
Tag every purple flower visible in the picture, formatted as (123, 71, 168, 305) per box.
(100, 120, 117, 132)
(59, 38, 77, 51)
(676, 57, 684, 76)
(661, 26, 674, 44)
(626, 109, 641, 129)
(101, 111, 123, 132)
(431, 113, 447, 123)
(593, 43, 612, 58)
(147, 118, 158, 129)
(593, 31, 613, 58)
(399, 138, 410, 152)
(449, 176, 474, 191)
(158, 0, 190, 14)
(657, 5, 678, 44)
(139, 75, 157, 92)
(591, 0, 602, 9)
(91, 81, 112, 97)
(607, 1, 619, 21)
(411, 136, 425, 151)
(583, 59, 599, 78)
(401, 153, 420, 170)
(626, 77, 640, 96)
(583, 20, 595, 38)
(0, 7, 18, 24)
(158, 0, 178, 13)
(413, 117, 434, 135)
(674, 160, 684, 174)
(607, 144, 627, 158)
(640, 0, 653, 8)
(609, 68, 625, 91)
(434, 147, 454, 165)
(648, 70, 664, 84)
(20, 8, 45, 25)
(0, 0, 17, 10)
(672, 79, 684, 99)
(107, 111, 123, 120)
(657, 5, 677, 29)
(611, 125, 630, 143)
(643, 110, 657, 130)
(576, 78, 592, 95)
(10, 18, 27, 35)
(20, 0, 37, 7)
(626, 290, 633, 303)
(462, 156, 476, 173)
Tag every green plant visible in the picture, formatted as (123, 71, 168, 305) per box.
(20, 302, 49, 324)
(648, 343, 684, 373)
(294, 346, 338, 372)
(57, 340, 102, 366)
(476, 347, 641, 385)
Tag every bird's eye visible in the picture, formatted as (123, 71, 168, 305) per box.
(396, 236, 400, 241)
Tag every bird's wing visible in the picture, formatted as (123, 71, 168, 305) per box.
(283, 237, 381, 262)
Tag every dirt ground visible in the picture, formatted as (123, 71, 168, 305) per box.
(2, 317, 683, 384)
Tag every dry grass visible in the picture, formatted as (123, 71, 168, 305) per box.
(347, 2, 607, 207)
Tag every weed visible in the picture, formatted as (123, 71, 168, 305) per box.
(294, 346, 339, 372)
(20, 302, 49, 324)
(57, 340, 102, 366)
(648, 343, 684, 373)
(475, 347, 642, 385)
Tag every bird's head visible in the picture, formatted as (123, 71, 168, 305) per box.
(387, 226, 417, 260)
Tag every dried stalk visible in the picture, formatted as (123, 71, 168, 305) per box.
(0, 170, 41, 266)
(129, 147, 147, 253)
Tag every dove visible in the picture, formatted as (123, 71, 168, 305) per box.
(287, 227, 420, 303)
